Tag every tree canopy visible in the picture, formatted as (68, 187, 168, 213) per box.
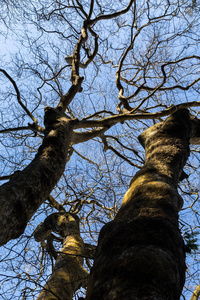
(1, 0, 200, 299)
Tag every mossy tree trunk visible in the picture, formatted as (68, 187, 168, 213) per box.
(86, 109, 195, 300)
(0, 107, 76, 246)
(34, 213, 88, 300)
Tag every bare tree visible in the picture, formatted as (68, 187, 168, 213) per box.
(1, 0, 200, 299)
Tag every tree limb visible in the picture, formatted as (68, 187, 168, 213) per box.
(74, 101, 200, 130)
(0, 68, 37, 123)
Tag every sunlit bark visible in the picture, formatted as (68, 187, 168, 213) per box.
(191, 284, 200, 300)
(34, 213, 88, 300)
(86, 109, 195, 300)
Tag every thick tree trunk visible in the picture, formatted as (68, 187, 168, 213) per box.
(0, 107, 76, 246)
(34, 213, 88, 300)
(86, 109, 193, 300)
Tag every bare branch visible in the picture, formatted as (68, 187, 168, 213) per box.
(117, 56, 200, 111)
(0, 68, 37, 123)
(72, 127, 109, 144)
(75, 101, 200, 129)
(102, 136, 142, 168)
(87, 0, 94, 20)
(47, 195, 66, 212)
(57, 77, 84, 111)
(65, 28, 98, 69)
(88, 0, 135, 26)
(58, 21, 99, 111)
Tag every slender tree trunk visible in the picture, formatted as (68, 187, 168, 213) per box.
(86, 109, 194, 300)
(0, 107, 76, 246)
(34, 213, 88, 300)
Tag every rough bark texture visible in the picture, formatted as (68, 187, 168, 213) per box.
(35, 213, 88, 300)
(86, 109, 192, 300)
(0, 107, 75, 246)
(191, 284, 200, 300)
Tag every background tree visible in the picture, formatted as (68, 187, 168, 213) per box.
(1, 0, 200, 299)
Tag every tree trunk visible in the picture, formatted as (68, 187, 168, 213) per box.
(34, 213, 88, 300)
(86, 109, 193, 300)
(0, 107, 76, 246)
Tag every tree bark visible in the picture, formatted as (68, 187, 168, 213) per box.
(86, 109, 193, 300)
(0, 107, 76, 246)
(34, 213, 88, 300)
(191, 284, 200, 300)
